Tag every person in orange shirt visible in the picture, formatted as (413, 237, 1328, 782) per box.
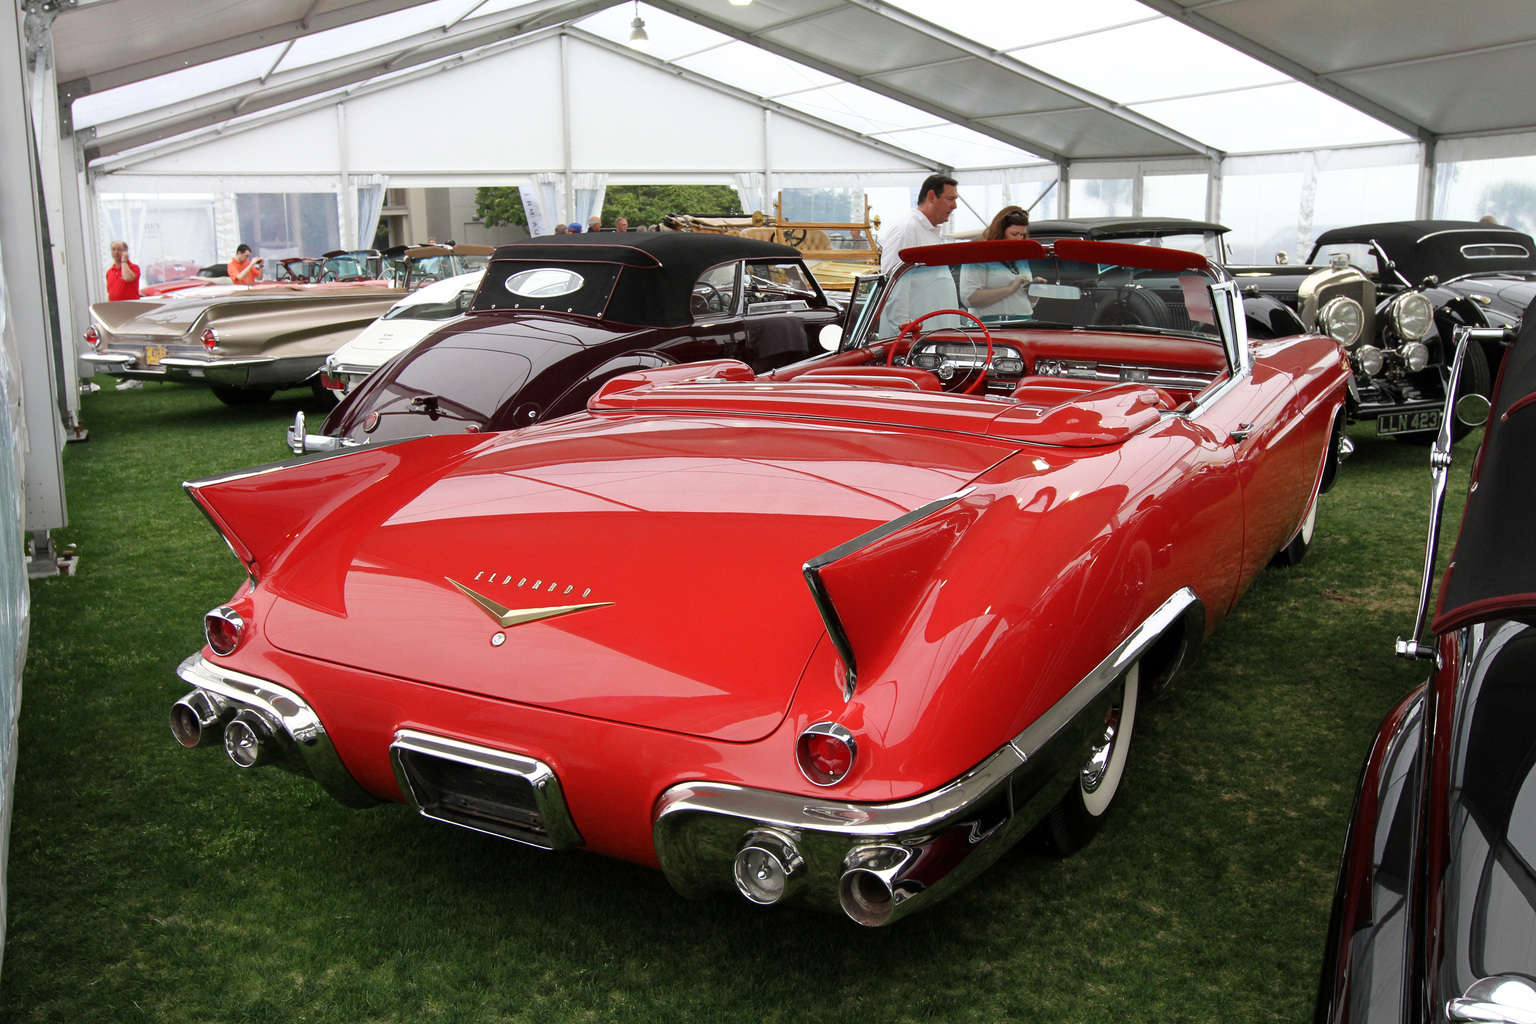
(227, 244, 263, 284)
(105, 241, 140, 300)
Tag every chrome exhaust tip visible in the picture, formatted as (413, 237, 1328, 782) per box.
(169, 690, 228, 748)
(732, 829, 805, 906)
(224, 709, 280, 768)
(838, 846, 911, 927)
(840, 869, 895, 926)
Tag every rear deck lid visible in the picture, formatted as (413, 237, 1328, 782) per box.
(261, 416, 1014, 741)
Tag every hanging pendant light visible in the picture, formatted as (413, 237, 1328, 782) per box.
(628, 1, 649, 48)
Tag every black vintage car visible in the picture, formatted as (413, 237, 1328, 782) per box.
(289, 232, 841, 452)
(1236, 221, 1536, 439)
(1038, 217, 1534, 440)
(1314, 303, 1536, 1023)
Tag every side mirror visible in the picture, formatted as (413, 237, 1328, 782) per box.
(817, 324, 843, 351)
(1456, 392, 1492, 429)
(1447, 975, 1536, 1023)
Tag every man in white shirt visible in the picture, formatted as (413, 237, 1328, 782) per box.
(878, 174, 962, 332)
(878, 174, 958, 275)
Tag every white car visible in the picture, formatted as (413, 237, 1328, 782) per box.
(320, 270, 483, 398)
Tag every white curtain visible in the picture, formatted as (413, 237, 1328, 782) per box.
(732, 172, 766, 217)
(354, 174, 388, 249)
(572, 172, 607, 229)
(521, 172, 560, 237)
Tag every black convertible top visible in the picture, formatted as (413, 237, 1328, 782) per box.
(480, 232, 804, 326)
(1434, 297, 1536, 633)
(1313, 220, 1536, 284)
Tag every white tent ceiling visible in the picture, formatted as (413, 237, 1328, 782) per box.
(45, 0, 1536, 174)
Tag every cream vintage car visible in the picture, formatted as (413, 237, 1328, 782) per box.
(83, 280, 405, 404)
(319, 270, 484, 398)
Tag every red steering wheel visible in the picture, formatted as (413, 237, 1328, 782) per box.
(886, 308, 995, 394)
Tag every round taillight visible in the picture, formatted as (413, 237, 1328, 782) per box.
(204, 605, 244, 656)
(84, 326, 100, 349)
(362, 411, 380, 434)
(796, 722, 857, 787)
(201, 328, 219, 351)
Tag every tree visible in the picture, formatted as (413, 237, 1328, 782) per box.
(475, 187, 527, 228)
(474, 183, 743, 232)
(601, 185, 742, 227)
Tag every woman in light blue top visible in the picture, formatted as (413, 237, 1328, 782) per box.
(961, 207, 1034, 317)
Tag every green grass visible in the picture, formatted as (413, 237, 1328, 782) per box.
(0, 381, 1471, 1022)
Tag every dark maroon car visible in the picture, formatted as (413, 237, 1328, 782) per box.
(1315, 302, 1536, 1023)
(288, 233, 840, 452)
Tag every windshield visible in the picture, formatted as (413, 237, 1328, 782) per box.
(1105, 232, 1225, 264)
(868, 249, 1221, 343)
(322, 252, 380, 280)
(403, 253, 493, 289)
(382, 287, 476, 322)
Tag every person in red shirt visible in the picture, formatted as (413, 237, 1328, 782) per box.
(105, 241, 140, 301)
(227, 244, 263, 285)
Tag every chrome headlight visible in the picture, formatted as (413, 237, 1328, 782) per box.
(1400, 340, 1430, 372)
(1320, 296, 1364, 346)
(1391, 292, 1434, 341)
(1355, 345, 1385, 377)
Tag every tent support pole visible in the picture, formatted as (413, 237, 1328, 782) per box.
(560, 31, 573, 226)
(1418, 139, 1437, 220)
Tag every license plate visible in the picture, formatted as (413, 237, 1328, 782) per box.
(143, 344, 167, 366)
(1377, 409, 1441, 436)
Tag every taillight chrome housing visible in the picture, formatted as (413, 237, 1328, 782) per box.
(200, 328, 219, 352)
(84, 326, 100, 349)
(204, 605, 245, 656)
(796, 722, 857, 787)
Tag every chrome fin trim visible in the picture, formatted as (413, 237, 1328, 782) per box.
(802, 486, 977, 701)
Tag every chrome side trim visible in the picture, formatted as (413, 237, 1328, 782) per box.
(389, 729, 584, 851)
(802, 486, 977, 701)
(1011, 587, 1203, 758)
(175, 653, 380, 808)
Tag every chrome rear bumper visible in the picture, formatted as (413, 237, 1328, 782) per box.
(653, 588, 1205, 925)
(173, 654, 380, 808)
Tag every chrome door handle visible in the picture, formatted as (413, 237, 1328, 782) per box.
(1230, 423, 1254, 442)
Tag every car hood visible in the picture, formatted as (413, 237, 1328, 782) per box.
(255, 418, 1015, 741)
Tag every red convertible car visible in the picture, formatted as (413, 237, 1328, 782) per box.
(170, 238, 1351, 925)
